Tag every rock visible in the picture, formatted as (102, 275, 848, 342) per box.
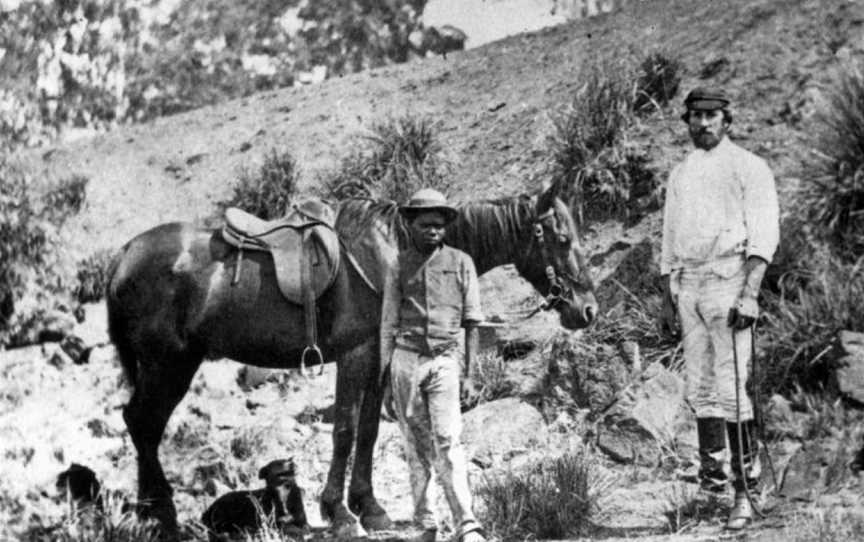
(462, 398, 546, 468)
(237, 365, 278, 390)
(597, 362, 695, 466)
(544, 332, 632, 416)
(59, 334, 88, 364)
(836, 330, 864, 404)
(764, 394, 806, 440)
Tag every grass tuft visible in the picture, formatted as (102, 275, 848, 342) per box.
(760, 254, 864, 396)
(634, 51, 683, 114)
(784, 509, 864, 542)
(546, 57, 655, 224)
(478, 450, 611, 541)
(325, 115, 453, 203)
(800, 60, 864, 261)
(74, 249, 115, 304)
(220, 148, 301, 219)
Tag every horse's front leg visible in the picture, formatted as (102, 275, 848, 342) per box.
(348, 343, 392, 531)
(320, 343, 367, 538)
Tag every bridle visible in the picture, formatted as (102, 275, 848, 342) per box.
(528, 208, 576, 313)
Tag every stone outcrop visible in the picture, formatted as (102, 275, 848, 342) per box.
(462, 397, 547, 468)
(597, 362, 695, 466)
(835, 330, 864, 405)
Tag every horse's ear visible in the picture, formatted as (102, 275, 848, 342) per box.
(536, 179, 562, 214)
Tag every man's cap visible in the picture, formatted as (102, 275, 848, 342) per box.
(398, 188, 458, 224)
(259, 458, 296, 480)
(683, 87, 731, 111)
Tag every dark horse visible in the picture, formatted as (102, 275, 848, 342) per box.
(106, 183, 598, 538)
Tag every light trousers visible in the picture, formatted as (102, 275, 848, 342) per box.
(390, 346, 477, 531)
(675, 264, 754, 422)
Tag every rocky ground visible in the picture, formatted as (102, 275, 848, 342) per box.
(2, 0, 864, 540)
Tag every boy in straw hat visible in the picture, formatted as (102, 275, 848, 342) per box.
(380, 188, 486, 542)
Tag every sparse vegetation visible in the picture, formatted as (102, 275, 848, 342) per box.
(662, 484, 724, 534)
(220, 148, 301, 219)
(546, 56, 656, 224)
(0, 160, 86, 345)
(478, 450, 610, 541)
(800, 60, 864, 261)
(74, 249, 115, 304)
(784, 509, 864, 542)
(760, 255, 864, 395)
(325, 115, 453, 203)
(48, 492, 161, 542)
(634, 51, 683, 114)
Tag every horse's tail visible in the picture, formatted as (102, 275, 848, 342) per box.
(105, 242, 138, 388)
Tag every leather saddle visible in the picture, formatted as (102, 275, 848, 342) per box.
(221, 199, 340, 305)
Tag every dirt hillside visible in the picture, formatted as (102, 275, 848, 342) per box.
(28, 0, 856, 261)
(3, 0, 864, 540)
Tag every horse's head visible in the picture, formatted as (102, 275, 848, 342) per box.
(517, 183, 598, 329)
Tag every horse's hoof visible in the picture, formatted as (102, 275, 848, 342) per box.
(334, 520, 368, 540)
(361, 510, 393, 532)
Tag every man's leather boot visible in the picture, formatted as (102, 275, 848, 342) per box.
(726, 420, 759, 530)
(696, 417, 728, 493)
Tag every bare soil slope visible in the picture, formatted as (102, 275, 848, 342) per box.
(32, 0, 857, 259)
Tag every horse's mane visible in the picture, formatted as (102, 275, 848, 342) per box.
(446, 196, 536, 272)
(333, 195, 536, 274)
(334, 198, 406, 244)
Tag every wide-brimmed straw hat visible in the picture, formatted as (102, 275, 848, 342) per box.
(398, 188, 458, 224)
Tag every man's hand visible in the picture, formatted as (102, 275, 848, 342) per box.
(727, 295, 758, 330)
(658, 274, 680, 340)
(460, 377, 481, 412)
(728, 256, 768, 330)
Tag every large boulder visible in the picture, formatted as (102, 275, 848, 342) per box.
(835, 330, 864, 404)
(597, 362, 695, 466)
(543, 332, 633, 418)
(462, 398, 547, 468)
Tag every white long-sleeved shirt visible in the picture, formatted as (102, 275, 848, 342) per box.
(660, 137, 780, 275)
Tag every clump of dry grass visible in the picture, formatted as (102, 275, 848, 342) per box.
(784, 509, 864, 542)
(478, 450, 612, 540)
(325, 114, 453, 203)
(760, 255, 864, 396)
(800, 60, 864, 261)
(661, 484, 725, 534)
(73, 249, 115, 304)
(220, 148, 301, 219)
(634, 51, 683, 114)
(546, 56, 655, 224)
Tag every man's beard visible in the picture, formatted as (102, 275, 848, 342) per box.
(693, 131, 721, 150)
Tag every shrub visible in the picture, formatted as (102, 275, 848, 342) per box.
(760, 254, 864, 396)
(51, 491, 161, 542)
(74, 249, 115, 304)
(634, 51, 683, 114)
(220, 148, 300, 219)
(546, 57, 655, 223)
(800, 60, 864, 261)
(0, 161, 86, 345)
(478, 451, 610, 540)
(325, 115, 453, 203)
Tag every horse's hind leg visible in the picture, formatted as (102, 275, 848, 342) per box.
(123, 350, 201, 539)
(348, 353, 392, 531)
